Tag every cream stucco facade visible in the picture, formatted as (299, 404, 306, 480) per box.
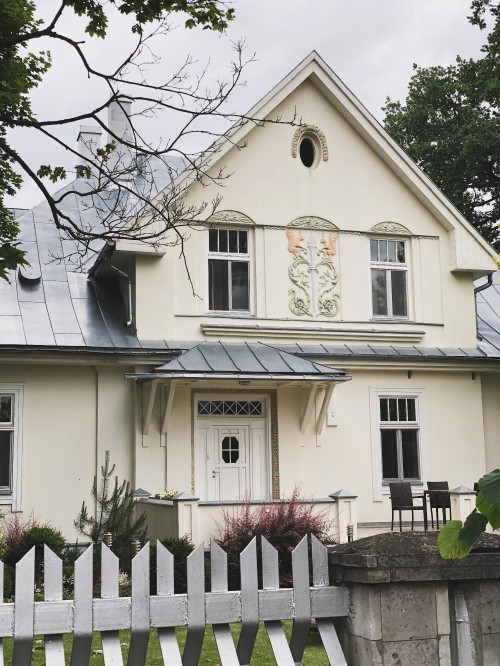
(2, 53, 500, 542)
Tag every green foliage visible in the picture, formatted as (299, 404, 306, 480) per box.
(74, 451, 147, 572)
(384, 0, 500, 251)
(215, 488, 335, 589)
(438, 468, 500, 558)
(437, 520, 474, 559)
(5, 525, 66, 579)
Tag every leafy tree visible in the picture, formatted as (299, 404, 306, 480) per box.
(438, 468, 500, 558)
(383, 0, 500, 251)
(74, 451, 147, 570)
(0, 0, 259, 277)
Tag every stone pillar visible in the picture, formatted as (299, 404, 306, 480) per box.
(450, 486, 477, 523)
(173, 492, 200, 544)
(330, 490, 358, 543)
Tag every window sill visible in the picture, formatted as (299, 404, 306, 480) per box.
(0, 495, 13, 504)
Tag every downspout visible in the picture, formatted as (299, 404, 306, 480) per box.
(449, 585, 476, 665)
(105, 262, 134, 327)
(474, 272, 493, 340)
(473, 273, 493, 296)
(88, 241, 134, 327)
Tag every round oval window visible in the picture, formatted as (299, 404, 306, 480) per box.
(299, 136, 315, 168)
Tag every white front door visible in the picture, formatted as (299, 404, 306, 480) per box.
(194, 395, 270, 501)
(208, 424, 250, 501)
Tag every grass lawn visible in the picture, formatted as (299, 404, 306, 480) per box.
(2, 621, 330, 664)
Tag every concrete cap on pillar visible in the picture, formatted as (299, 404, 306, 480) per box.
(172, 491, 200, 501)
(450, 485, 477, 494)
(329, 489, 358, 499)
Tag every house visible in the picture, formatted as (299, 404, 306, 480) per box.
(1, 53, 499, 543)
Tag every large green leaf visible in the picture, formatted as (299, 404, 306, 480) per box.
(478, 469, 500, 504)
(437, 520, 473, 559)
(476, 491, 500, 529)
(459, 510, 488, 546)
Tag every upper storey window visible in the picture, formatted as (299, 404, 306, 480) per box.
(208, 229, 250, 312)
(370, 238, 408, 318)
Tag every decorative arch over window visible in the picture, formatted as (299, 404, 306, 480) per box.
(291, 125, 329, 163)
(206, 210, 255, 225)
(369, 221, 412, 236)
(288, 216, 338, 231)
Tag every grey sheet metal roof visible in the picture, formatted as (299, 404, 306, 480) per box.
(128, 342, 350, 382)
(1, 157, 184, 349)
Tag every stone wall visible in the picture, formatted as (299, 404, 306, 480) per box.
(329, 532, 500, 666)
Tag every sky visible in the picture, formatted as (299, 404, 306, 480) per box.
(7, 0, 489, 209)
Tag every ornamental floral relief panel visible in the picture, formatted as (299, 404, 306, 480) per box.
(285, 217, 340, 318)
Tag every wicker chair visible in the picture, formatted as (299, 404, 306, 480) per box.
(389, 482, 425, 531)
(427, 481, 451, 529)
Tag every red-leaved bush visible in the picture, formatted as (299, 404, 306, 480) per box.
(215, 488, 335, 588)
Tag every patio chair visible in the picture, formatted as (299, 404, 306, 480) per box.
(427, 481, 451, 529)
(389, 482, 425, 532)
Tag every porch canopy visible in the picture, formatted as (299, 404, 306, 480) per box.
(126, 341, 351, 435)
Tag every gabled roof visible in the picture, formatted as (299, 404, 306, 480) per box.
(477, 272, 500, 355)
(175, 51, 494, 275)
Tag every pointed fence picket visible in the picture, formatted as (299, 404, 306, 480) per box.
(0, 535, 349, 665)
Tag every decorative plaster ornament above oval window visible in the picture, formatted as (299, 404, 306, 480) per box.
(205, 210, 255, 225)
(369, 221, 412, 235)
(291, 125, 329, 168)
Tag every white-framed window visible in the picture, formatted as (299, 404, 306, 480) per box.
(0, 385, 24, 511)
(370, 238, 408, 318)
(370, 388, 429, 502)
(208, 228, 250, 312)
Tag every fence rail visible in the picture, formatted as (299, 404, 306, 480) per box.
(0, 535, 349, 665)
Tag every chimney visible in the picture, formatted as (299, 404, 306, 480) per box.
(77, 125, 102, 176)
(106, 98, 134, 177)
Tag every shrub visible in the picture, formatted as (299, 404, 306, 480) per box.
(159, 535, 195, 593)
(8, 525, 66, 578)
(215, 488, 335, 588)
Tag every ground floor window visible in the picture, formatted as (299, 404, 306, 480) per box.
(0, 385, 24, 510)
(370, 388, 428, 502)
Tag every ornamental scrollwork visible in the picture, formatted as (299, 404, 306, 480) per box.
(291, 124, 329, 161)
(369, 221, 411, 235)
(288, 216, 339, 231)
(207, 210, 255, 225)
(286, 229, 340, 318)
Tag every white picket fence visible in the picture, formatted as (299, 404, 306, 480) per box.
(0, 535, 349, 665)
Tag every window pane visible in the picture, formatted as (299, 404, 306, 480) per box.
(370, 239, 378, 262)
(209, 229, 218, 252)
(391, 270, 408, 316)
(381, 430, 398, 479)
(219, 230, 228, 253)
(397, 241, 405, 263)
(371, 270, 388, 316)
(388, 398, 398, 421)
(380, 398, 389, 422)
(231, 262, 249, 310)
(0, 396, 12, 423)
(229, 230, 238, 253)
(379, 240, 388, 262)
(387, 241, 396, 262)
(0, 431, 11, 489)
(208, 259, 229, 310)
(398, 399, 407, 421)
(407, 399, 416, 421)
(402, 430, 420, 478)
(239, 230, 248, 254)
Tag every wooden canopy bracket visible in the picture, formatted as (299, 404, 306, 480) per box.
(316, 384, 335, 435)
(161, 381, 177, 435)
(300, 384, 318, 434)
(142, 380, 159, 435)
